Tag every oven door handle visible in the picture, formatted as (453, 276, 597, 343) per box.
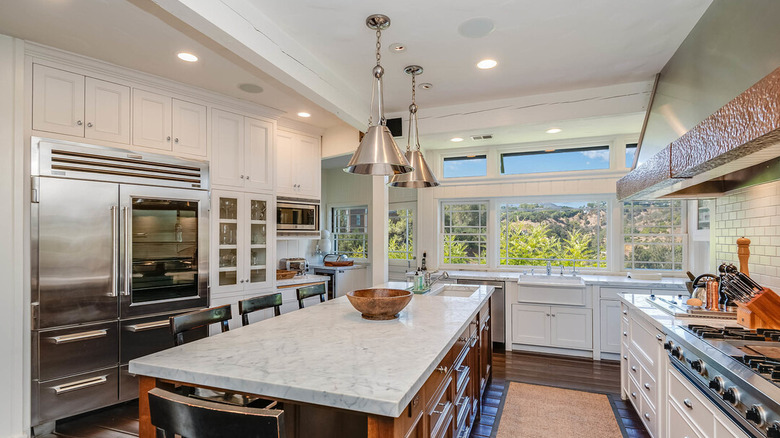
(122, 206, 131, 296)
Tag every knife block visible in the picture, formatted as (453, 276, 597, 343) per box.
(736, 288, 780, 330)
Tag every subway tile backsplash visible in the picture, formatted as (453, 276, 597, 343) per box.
(714, 180, 780, 290)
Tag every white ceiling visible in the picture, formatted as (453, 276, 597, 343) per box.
(0, 0, 344, 129)
(0, 0, 712, 151)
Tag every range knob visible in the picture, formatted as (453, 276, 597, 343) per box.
(672, 346, 684, 360)
(746, 404, 766, 426)
(663, 340, 674, 351)
(767, 422, 780, 438)
(690, 359, 706, 375)
(708, 376, 724, 393)
(723, 387, 740, 406)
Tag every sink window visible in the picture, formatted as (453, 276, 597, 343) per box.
(623, 200, 685, 271)
(389, 207, 414, 261)
(499, 201, 607, 269)
(332, 206, 368, 259)
(442, 202, 488, 265)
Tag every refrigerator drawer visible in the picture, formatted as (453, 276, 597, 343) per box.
(119, 364, 138, 402)
(120, 312, 206, 363)
(38, 321, 119, 381)
(36, 367, 119, 425)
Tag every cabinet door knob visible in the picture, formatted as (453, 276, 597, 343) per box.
(436, 366, 448, 373)
(644, 413, 650, 420)
(551, 314, 556, 317)
(76, 120, 83, 126)
(239, 279, 244, 283)
(644, 383, 650, 390)
(246, 175, 250, 180)
(166, 136, 171, 141)
(683, 399, 693, 409)
(240, 175, 245, 179)
(631, 391, 636, 398)
(87, 122, 93, 128)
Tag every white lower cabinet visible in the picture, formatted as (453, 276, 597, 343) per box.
(600, 299, 623, 353)
(511, 304, 592, 350)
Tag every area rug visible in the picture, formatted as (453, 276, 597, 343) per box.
(494, 382, 623, 438)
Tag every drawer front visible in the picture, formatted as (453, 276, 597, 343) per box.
(119, 364, 138, 402)
(121, 315, 173, 363)
(37, 367, 119, 424)
(639, 390, 657, 438)
(518, 285, 587, 306)
(628, 351, 641, 383)
(668, 400, 703, 438)
(630, 316, 663, 371)
(640, 365, 657, 411)
(668, 367, 714, 437)
(627, 374, 640, 413)
(428, 375, 454, 438)
(38, 321, 119, 381)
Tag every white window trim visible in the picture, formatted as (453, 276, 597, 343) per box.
(622, 200, 688, 273)
(330, 204, 369, 262)
(438, 199, 490, 268)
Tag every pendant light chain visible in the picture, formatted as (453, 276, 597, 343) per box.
(376, 29, 382, 66)
(411, 73, 421, 152)
(367, 29, 382, 127)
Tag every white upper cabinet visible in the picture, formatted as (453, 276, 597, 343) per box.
(172, 99, 207, 157)
(33, 64, 130, 144)
(211, 109, 273, 192)
(33, 64, 86, 137)
(85, 77, 130, 143)
(276, 130, 321, 199)
(132, 89, 172, 151)
(133, 89, 207, 157)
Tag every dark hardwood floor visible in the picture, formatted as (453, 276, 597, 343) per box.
(43, 350, 649, 438)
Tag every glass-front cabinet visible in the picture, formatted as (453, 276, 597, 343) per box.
(212, 191, 272, 294)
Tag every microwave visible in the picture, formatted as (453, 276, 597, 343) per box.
(277, 197, 319, 233)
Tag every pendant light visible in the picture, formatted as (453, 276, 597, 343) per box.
(344, 14, 413, 176)
(388, 65, 440, 188)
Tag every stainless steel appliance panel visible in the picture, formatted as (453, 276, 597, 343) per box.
(119, 312, 206, 363)
(35, 367, 119, 425)
(119, 365, 137, 402)
(37, 321, 119, 381)
(456, 279, 505, 345)
(119, 184, 209, 318)
(36, 178, 119, 328)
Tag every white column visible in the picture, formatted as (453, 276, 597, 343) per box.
(369, 175, 388, 285)
(0, 34, 28, 438)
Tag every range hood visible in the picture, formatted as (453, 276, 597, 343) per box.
(617, 67, 780, 200)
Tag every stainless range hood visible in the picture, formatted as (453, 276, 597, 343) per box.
(617, 67, 780, 200)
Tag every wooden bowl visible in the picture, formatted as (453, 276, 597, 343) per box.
(346, 288, 413, 320)
(276, 270, 297, 280)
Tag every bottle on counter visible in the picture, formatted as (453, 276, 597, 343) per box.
(415, 268, 425, 291)
(421, 252, 427, 271)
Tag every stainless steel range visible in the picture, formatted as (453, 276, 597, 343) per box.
(665, 323, 780, 437)
(31, 138, 210, 429)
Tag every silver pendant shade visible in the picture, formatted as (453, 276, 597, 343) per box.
(344, 15, 413, 176)
(389, 65, 440, 188)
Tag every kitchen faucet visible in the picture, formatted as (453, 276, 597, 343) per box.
(428, 271, 450, 288)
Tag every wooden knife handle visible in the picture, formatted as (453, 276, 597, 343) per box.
(737, 237, 751, 276)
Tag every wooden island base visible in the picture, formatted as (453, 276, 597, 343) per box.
(137, 299, 492, 438)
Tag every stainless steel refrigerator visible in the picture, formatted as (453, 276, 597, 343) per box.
(31, 138, 210, 429)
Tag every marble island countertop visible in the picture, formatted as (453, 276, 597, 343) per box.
(129, 283, 494, 417)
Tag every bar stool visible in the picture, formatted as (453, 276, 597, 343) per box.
(169, 305, 275, 409)
(239, 293, 283, 326)
(148, 387, 285, 438)
(170, 304, 231, 346)
(297, 283, 326, 309)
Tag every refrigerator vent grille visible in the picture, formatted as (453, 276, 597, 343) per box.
(49, 149, 204, 186)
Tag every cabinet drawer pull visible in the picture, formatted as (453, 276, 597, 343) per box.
(166, 136, 171, 141)
(644, 383, 650, 390)
(174, 137, 179, 143)
(459, 336, 467, 342)
(47, 329, 108, 344)
(124, 320, 169, 332)
(433, 401, 447, 414)
(683, 399, 693, 409)
(76, 120, 83, 126)
(436, 366, 448, 373)
(644, 413, 650, 420)
(623, 355, 628, 360)
(656, 334, 663, 341)
(631, 366, 637, 372)
(631, 392, 636, 398)
(51, 375, 108, 395)
(623, 310, 627, 314)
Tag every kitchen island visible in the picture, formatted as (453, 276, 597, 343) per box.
(129, 283, 494, 438)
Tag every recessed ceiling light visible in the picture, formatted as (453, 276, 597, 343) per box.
(477, 59, 497, 69)
(546, 128, 562, 134)
(419, 83, 433, 90)
(450, 137, 464, 142)
(177, 52, 198, 62)
(238, 83, 264, 94)
(297, 112, 311, 118)
(389, 43, 406, 53)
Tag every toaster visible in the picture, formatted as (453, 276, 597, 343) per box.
(280, 258, 308, 275)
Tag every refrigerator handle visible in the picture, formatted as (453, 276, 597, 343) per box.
(121, 206, 131, 296)
(110, 206, 118, 297)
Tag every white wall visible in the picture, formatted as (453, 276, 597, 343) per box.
(321, 123, 359, 159)
(0, 34, 28, 438)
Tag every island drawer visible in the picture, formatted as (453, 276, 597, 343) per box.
(428, 375, 454, 438)
(37, 321, 119, 381)
(668, 366, 713, 437)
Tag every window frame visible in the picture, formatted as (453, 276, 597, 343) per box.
(622, 200, 687, 272)
(331, 205, 369, 260)
(388, 202, 416, 266)
(441, 154, 489, 179)
(499, 145, 611, 176)
(439, 200, 490, 266)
